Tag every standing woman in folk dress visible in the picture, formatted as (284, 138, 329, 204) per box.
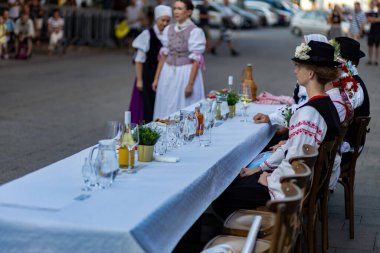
(131, 5, 172, 123)
(152, 0, 206, 120)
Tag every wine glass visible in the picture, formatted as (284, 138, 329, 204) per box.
(124, 123, 139, 173)
(239, 84, 252, 122)
(81, 157, 97, 192)
(105, 121, 123, 140)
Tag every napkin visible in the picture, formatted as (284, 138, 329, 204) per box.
(201, 244, 235, 253)
(154, 155, 180, 163)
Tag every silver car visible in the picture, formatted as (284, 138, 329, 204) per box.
(290, 10, 349, 37)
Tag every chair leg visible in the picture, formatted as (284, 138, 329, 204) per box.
(307, 208, 317, 253)
(321, 188, 330, 253)
(349, 180, 355, 239)
(342, 179, 349, 219)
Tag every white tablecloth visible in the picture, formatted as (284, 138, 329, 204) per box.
(0, 104, 279, 253)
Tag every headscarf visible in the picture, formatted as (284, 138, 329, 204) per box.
(154, 5, 172, 20)
(304, 34, 328, 44)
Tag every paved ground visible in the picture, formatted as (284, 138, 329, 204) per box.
(0, 27, 379, 252)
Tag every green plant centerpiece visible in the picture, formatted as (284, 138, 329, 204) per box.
(138, 126, 161, 162)
(227, 90, 240, 118)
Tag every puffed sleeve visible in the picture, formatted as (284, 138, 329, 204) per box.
(159, 25, 170, 56)
(188, 27, 206, 69)
(349, 84, 364, 109)
(132, 29, 150, 53)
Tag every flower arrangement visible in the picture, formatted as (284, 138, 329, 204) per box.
(294, 43, 311, 60)
(329, 39, 341, 61)
(280, 106, 292, 128)
(227, 90, 240, 106)
(331, 61, 358, 99)
(139, 126, 161, 146)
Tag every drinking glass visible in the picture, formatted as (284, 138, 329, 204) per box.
(105, 121, 123, 140)
(125, 123, 139, 173)
(81, 157, 97, 191)
(239, 84, 253, 122)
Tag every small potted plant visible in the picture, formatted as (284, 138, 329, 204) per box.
(227, 90, 240, 118)
(138, 126, 161, 162)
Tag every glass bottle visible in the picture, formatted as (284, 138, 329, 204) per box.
(195, 106, 204, 136)
(119, 111, 135, 169)
(243, 64, 257, 101)
(228, 75, 233, 92)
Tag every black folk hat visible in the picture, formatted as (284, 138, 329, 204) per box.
(292, 41, 340, 67)
(334, 37, 366, 59)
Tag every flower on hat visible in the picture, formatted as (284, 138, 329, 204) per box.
(332, 61, 358, 99)
(295, 43, 311, 60)
(329, 39, 341, 61)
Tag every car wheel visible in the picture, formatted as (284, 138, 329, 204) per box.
(292, 27, 302, 36)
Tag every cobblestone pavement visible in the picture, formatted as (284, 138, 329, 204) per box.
(0, 27, 379, 252)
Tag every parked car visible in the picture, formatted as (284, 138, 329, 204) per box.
(192, 1, 244, 29)
(229, 4, 261, 28)
(244, 2, 279, 26)
(290, 10, 349, 37)
(244, 0, 291, 25)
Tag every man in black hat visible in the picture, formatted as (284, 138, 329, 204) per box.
(367, 2, 380, 66)
(334, 36, 370, 154)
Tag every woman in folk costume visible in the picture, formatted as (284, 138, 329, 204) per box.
(131, 5, 172, 123)
(152, 0, 206, 120)
(213, 41, 341, 219)
(129, 5, 172, 124)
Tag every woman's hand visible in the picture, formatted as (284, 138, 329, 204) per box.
(152, 80, 158, 92)
(270, 140, 287, 152)
(258, 172, 270, 187)
(136, 79, 143, 92)
(253, 113, 270, 123)
(185, 83, 193, 97)
(240, 167, 261, 178)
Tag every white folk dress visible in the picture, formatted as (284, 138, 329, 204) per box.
(153, 19, 206, 119)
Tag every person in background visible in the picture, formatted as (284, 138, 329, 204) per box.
(29, 0, 43, 47)
(349, 2, 367, 41)
(197, 0, 212, 52)
(2, 10, 14, 59)
(367, 2, 380, 65)
(126, 0, 144, 53)
(152, 0, 206, 119)
(210, 0, 239, 56)
(8, 0, 22, 21)
(130, 5, 172, 123)
(14, 12, 34, 58)
(0, 17, 7, 59)
(328, 4, 342, 39)
(47, 8, 65, 56)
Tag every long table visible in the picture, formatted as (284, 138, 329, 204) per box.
(0, 104, 279, 253)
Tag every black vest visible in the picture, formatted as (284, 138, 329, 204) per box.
(299, 96, 340, 142)
(145, 28, 162, 69)
(345, 75, 370, 146)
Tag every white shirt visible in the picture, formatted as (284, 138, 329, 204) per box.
(126, 4, 143, 29)
(8, 0, 21, 19)
(133, 25, 165, 63)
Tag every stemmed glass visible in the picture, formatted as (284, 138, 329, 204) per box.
(81, 157, 97, 192)
(239, 84, 253, 122)
(124, 123, 139, 173)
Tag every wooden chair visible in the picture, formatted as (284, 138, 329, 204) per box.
(338, 116, 371, 239)
(222, 145, 317, 246)
(204, 182, 304, 253)
(301, 140, 335, 253)
(320, 122, 350, 252)
(223, 161, 312, 241)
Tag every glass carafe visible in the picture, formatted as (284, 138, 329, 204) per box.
(89, 139, 119, 189)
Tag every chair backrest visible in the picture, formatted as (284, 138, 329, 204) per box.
(288, 144, 319, 170)
(303, 140, 335, 207)
(351, 116, 371, 159)
(266, 182, 304, 253)
(319, 122, 350, 193)
(281, 161, 311, 194)
(344, 116, 371, 177)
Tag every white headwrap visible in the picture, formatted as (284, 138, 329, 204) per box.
(304, 34, 328, 44)
(154, 5, 172, 20)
